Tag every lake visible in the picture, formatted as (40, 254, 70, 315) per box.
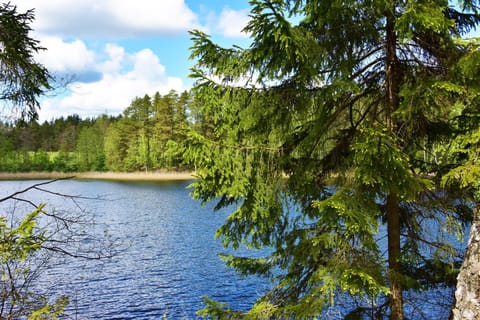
(0, 179, 460, 319)
(0, 179, 269, 319)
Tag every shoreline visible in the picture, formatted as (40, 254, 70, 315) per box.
(0, 171, 197, 181)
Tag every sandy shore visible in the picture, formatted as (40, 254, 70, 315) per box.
(0, 171, 197, 181)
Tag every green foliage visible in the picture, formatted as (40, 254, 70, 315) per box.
(0, 5, 72, 319)
(441, 39, 480, 196)
(0, 3, 52, 119)
(352, 127, 429, 200)
(0, 205, 46, 262)
(0, 204, 69, 318)
(102, 91, 192, 171)
(197, 297, 244, 319)
(188, 0, 480, 318)
(104, 120, 129, 171)
(28, 296, 69, 320)
(0, 89, 199, 172)
(76, 116, 109, 171)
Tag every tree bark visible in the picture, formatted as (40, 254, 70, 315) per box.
(451, 206, 480, 319)
(385, 9, 404, 320)
(386, 193, 404, 320)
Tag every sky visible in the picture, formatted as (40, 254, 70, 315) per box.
(9, 1, 480, 122)
(11, 0, 253, 122)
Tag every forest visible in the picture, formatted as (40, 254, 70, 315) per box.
(0, 90, 207, 172)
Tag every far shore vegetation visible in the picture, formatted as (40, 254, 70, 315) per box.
(0, 171, 196, 181)
(0, 90, 209, 174)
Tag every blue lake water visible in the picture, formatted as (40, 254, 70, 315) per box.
(0, 179, 269, 319)
(0, 179, 461, 319)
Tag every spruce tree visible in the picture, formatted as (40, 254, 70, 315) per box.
(188, 1, 480, 318)
(0, 3, 51, 120)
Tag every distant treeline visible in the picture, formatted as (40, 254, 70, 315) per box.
(0, 90, 211, 172)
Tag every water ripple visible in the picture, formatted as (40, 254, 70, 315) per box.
(0, 180, 268, 319)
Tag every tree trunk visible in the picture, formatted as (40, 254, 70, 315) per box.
(386, 193, 404, 320)
(451, 206, 480, 319)
(385, 8, 404, 319)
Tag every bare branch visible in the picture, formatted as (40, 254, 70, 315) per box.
(0, 178, 75, 204)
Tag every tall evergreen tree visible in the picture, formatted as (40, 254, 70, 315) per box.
(104, 120, 128, 171)
(188, 1, 480, 319)
(152, 90, 178, 168)
(0, 3, 51, 120)
(127, 95, 153, 171)
(173, 90, 190, 140)
(154, 91, 176, 137)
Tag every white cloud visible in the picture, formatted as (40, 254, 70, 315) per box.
(110, 0, 198, 35)
(36, 37, 96, 73)
(100, 44, 126, 74)
(13, 0, 200, 38)
(38, 45, 185, 121)
(130, 49, 166, 81)
(6, 1, 250, 121)
(217, 7, 251, 38)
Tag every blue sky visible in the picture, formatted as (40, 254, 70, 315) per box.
(10, 1, 480, 122)
(11, 0, 252, 121)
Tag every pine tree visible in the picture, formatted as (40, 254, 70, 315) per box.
(123, 95, 153, 170)
(188, 1, 480, 318)
(152, 90, 178, 168)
